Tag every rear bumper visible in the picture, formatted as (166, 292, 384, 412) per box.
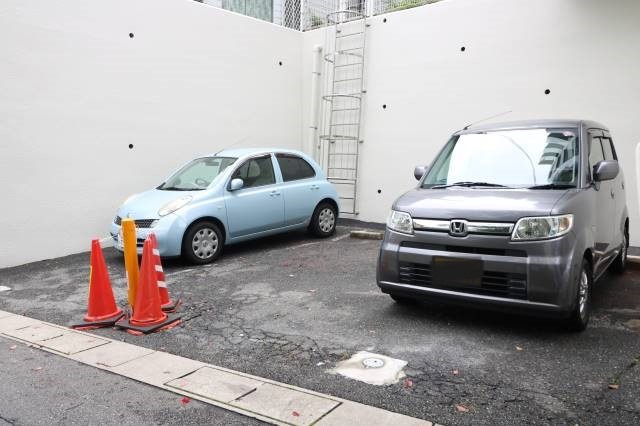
(376, 227, 582, 315)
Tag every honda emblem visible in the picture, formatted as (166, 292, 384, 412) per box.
(449, 220, 468, 237)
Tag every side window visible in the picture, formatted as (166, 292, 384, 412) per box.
(232, 156, 275, 188)
(601, 138, 617, 161)
(588, 136, 604, 182)
(276, 154, 316, 182)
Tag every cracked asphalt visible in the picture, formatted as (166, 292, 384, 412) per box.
(0, 335, 262, 425)
(1, 225, 639, 425)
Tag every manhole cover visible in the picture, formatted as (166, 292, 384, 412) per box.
(362, 357, 385, 369)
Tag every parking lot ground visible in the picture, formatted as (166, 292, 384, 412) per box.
(1, 225, 640, 425)
(0, 334, 261, 425)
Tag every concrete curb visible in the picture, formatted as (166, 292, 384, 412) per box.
(626, 255, 640, 270)
(0, 310, 432, 426)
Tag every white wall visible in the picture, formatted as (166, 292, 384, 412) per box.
(3, 0, 640, 268)
(302, 0, 640, 243)
(0, 0, 303, 267)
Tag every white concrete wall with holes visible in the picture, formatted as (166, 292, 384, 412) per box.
(2, 0, 640, 268)
(302, 0, 640, 243)
(0, 0, 302, 267)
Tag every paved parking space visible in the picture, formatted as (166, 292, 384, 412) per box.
(1, 225, 639, 425)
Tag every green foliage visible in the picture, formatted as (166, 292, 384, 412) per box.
(388, 0, 441, 12)
(310, 14, 326, 29)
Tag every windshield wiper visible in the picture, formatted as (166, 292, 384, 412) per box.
(158, 186, 201, 191)
(528, 183, 574, 190)
(431, 181, 510, 189)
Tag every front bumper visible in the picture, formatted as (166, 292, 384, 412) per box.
(109, 213, 188, 257)
(377, 227, 581, 315)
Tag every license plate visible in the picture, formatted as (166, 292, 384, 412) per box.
(431, 256, 483, 287)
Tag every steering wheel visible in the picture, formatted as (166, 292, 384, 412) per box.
(195, 178, 210, 187)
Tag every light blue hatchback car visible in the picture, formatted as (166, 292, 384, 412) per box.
(110, 148, 339, 264)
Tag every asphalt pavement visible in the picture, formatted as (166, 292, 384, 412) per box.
(1, 225, 639, 425)
(0, 335, 262, 425)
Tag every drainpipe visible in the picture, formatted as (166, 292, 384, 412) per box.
(308, 44, 323, 160)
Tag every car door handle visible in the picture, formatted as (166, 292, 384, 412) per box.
(310, 185, 320, 190)
(270, 190, 281, 197)
(610, 189, 615, 198)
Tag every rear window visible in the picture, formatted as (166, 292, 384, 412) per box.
(276, 154, 316, 182)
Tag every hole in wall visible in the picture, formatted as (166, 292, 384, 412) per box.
(460, 46, 466, 52)
(545, 89, 551, 95)
(377, 189, 382, 194)
(129, 33, 134, 38)
(278, 61, 283, 66)
(383, 18, 387, 23)
(382, 104, 387, 109)
(128, 144, 134, 149)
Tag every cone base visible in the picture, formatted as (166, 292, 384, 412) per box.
(161, 299, 181, 313)
(71, 310, 124, 329)
(115, 313, 181, 334)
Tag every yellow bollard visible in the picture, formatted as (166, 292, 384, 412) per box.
(121, 218, 139, 309)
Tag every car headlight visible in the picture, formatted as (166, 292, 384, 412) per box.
(512, 214, 573, 240)
(387, 210, 413, 234)
(158, 196, 193, 217)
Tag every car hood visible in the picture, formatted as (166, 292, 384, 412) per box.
(394, 188, 569, 222)
(118, 189, 202, 219)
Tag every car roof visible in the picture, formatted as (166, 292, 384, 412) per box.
(455, 119, 609, 134)
(210, 147, 308, 159)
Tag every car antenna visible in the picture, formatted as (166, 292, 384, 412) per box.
(214, 135, 251, 156)
(463, 110, 512, 130)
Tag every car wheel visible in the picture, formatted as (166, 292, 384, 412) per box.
(566, 258, 592, 332)
(182, 221, 223, 265)
(309, 202, 337, 237)
(610, 227, 628, 274)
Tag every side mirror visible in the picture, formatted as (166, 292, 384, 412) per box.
(414, 165, 428, 181)
(229, 178, 244, 191)
(593, 160, 619, 182)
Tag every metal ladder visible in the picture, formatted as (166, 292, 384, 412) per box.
(319, 6, 367, 215)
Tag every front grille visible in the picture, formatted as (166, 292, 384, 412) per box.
(114, 216, 156, 228)
(401, 241, 527, 257)
(399, 262, 527, 300)
(134, 219, 156, 228)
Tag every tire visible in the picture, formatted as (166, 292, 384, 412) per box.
(309, 202, 337, 237)
(610, 227, 628, 274)
(566, 258, 592, 332)
(181, 221, 223, 265)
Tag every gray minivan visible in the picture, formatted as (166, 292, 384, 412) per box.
(377, 120, 628, 331)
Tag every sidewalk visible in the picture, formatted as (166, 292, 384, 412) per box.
(0, 334, 259, 425)
(0, 310, 433, 426)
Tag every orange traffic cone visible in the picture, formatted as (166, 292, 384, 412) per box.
(148, 234, 180, 312)
(71, 239, 124, 329)
(116, 238, 180, 334)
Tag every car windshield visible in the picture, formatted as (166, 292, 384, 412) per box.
(422, 128, 579, 189)
(159, 157, 237, 190)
